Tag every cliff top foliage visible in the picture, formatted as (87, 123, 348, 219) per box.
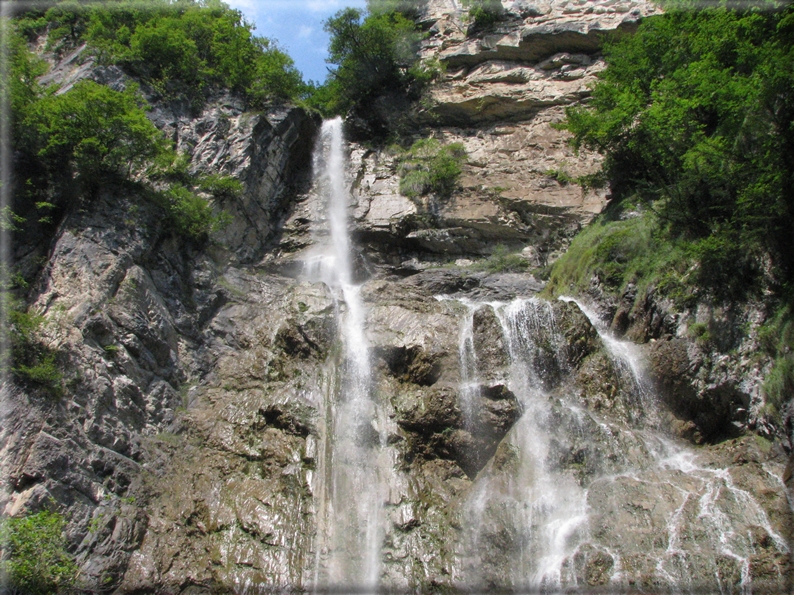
(4, 2, 249, 385)
(6, 2, 251, 245)
(14, 0, 307, 109)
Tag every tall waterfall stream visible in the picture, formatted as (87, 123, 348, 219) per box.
(304, 119, 386, 589)
(299, 119, 790, 593)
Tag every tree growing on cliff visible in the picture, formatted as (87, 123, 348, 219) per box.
(561, 2, 794, 295)
(324, 8, 426, 111)
(29, 80, 167, 188)
(311, 5, 436, 134)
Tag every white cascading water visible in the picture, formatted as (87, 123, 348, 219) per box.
(453, 295, 788, 592)
(560, 296, 655, 425)
(561, 296, 789, 592)
(300, 124, 787, 592)
(456, 298, 590, 590)
(305, 118, 384, 591)
(458, 299, 483, 428)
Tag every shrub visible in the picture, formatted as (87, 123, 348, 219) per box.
(4, 299, 62, 394)
(764, 355, 794, 414)
(158, 185, 231, 241)
(367, 0, 428, 19)
(0, 510, 78, 595)
(397, 138, 466, 199)
(198, 174, 243, 199)
(757, 304, 794, 419)
(28, 80, 168, 187)
(464, 0, 505, 28)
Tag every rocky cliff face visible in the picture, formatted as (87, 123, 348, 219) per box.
(2, 2, 792, 594)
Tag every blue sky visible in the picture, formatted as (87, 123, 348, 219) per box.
(225, 0, 368, 84)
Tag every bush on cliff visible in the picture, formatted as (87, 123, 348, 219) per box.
(28, 80, 168, 191)
(4, 297, 63, 395)
(0, 510, 78, 595)
(560, 1, 794, 297)
(464, 0, 505, 29)
(397, 138, 467, 199)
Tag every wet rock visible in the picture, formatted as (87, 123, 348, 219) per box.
(472, 307, 510, 382)
(394, 382, 520, 478)
(649, 338, 748, 443)
(378, 345, 443, 386)
(404, 269, 482, 295)
(555, 299, 600, 367)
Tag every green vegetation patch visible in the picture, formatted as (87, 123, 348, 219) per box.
(758, 305, 794, 418)
(0, 510, 78, 595)
(543, 212, 692, 306)
(463, 0, 505, 29)
(4, 297, 63, 394)
(397, 138, 466, 200)
(156, 184, 232, 241)
(473, 244, 530, 274)
(7, 21, 234, 244)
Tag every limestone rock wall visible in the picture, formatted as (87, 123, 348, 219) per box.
(1, 43, 319, 591)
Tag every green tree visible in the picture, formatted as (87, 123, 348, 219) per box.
(127, 18, 203, 94)
(561, 2, 794, 295)
(0, 510, 78, 595)
(28, 80, 168, 189)
(322, 7, 428, 119)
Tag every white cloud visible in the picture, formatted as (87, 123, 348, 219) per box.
(298, 25, 315, 39)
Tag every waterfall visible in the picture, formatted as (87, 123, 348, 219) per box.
(455, 298, 589, 590)
(298, 123, 787, 593)
(305, 118, 384, 591)
(458, 299, 482, 428)
(560, 296, 655, 425)
(450, 295, 789, 592)
(559, 296, 789, 592)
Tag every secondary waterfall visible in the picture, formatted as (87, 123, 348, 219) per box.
(305, 118, 384, 590)
(451, 295, 789, 592)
